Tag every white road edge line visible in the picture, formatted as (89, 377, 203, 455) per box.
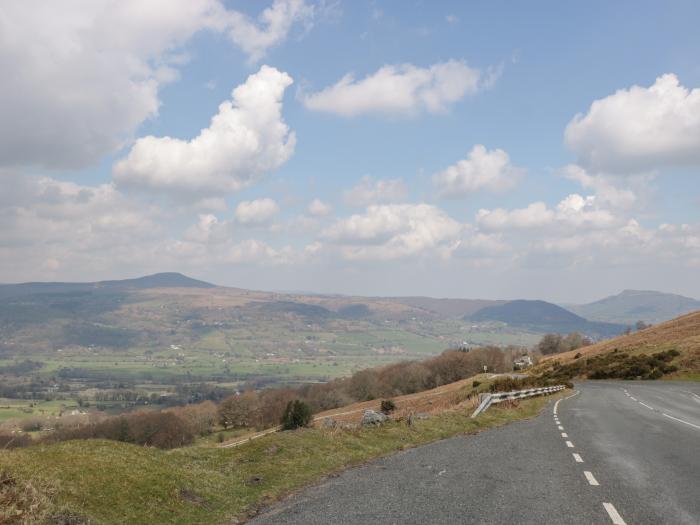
(630, 396, 637, 401)
(566, 440, 574, 448)
(572, 453, 583, 463)
(639, 402, 654, 410)
(603, 502, 627, 525)
(584, 471, 599, 486)
(662, 412, 700, 431)
(553, 390, 579, 415)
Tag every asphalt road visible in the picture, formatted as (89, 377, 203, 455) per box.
(248, 381, 700, 525)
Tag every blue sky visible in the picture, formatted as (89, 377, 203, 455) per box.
(2, 0, 700, 302)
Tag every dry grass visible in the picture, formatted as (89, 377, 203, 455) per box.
(0, 470, 54, 525)
(536, 310, 700, 377)
(310, 373, 490, 427)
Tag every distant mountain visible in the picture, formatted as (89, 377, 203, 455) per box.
(566, 290, 700, 325)
(468, 299, 625, 337)
(97, 272, 216, 290)
(389, 297, 505, 318)
(0, 272, 215, 298)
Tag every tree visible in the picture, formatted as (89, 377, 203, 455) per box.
(166, 400, 218, 436)
(635, 320, 650, 331)
(537, 333, 564, 355)
(217, 391, 260, 430)
(281, 400, 312, 430)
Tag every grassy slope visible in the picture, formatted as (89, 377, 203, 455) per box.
(536, 310, 700, 379)
(0, 394, 561, 525)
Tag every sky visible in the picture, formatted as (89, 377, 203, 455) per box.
(1, 0, 700, 303)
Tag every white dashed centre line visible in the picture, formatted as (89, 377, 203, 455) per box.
(662, 412, 700, 431)
(558, 425, 564, 430)
(630, 396, 637, 401)
(603, 502, 627, 525)
(561, 432, 568, 438)
(565, 441, 574, 448)
(584, 471, 599, 486)
(572, 453, 583, 463)
(639, 402, 654, 410)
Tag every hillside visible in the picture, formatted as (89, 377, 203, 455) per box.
(468, 299, 625, 337)
(388, 297, 505, 318)
(566, 289, 700, 325)
(535, 310, 700, 380)
(0, 376, 562, 525)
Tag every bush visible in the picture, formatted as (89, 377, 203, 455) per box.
(281, 400, 312, 430)
(472, 380, 481, 388)
(0, 433, 32, 449)
(43, 410, 194, 449)
(380, 399, 396, 414)
(19, 417, 45, 433)
(539, 349, 680, 382)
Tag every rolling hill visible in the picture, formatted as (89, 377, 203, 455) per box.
(566, 289, 700, 325)
(468, 299, 625, 337)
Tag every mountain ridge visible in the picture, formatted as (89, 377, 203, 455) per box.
(566, 289, 700, 325)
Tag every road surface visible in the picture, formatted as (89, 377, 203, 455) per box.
(248, 381, 700, 524)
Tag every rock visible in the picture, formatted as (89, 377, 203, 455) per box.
(415, 412, 430, 420)
(361, 409, 387, 426)
(322, 417, 337, 428)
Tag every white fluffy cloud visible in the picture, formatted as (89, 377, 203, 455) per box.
(0, 172, 163, 279)
(344, 176, 408, 207)
(560, 164, 640, 210)
(433, 145, 524, 197)
(0, 1, 314, 170)
(565, 74, 700, 173)
(234, 198, 280, 225)
(303, 60, 494, 116)
(226, 0, 315, 63)
(113, 66, 295, 195)
(476, 194, 617, 232)
(307, 198, 333, 216)
(322, 204, 462, 260)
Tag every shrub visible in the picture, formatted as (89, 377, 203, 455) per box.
(472, 380, 481, 388)
(19, 417, 45, 433)
(43, 410, 194, 449)
(0, 433, 32, 449)
(380, 399, 396, 414)
(281, 400, 312, 430)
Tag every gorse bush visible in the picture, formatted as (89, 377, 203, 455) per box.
(281, 400, 312, 430)
(540, 349, 680, 382)
(380, 399, 396, 414)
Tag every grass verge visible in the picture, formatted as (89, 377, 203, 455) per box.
(0, 392, 564, 525)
